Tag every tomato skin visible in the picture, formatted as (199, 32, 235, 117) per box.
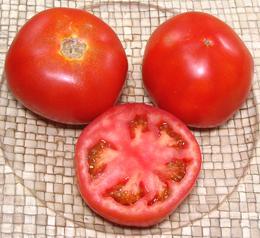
(75, 103, 201, 227)
(5, 8, 127, 124)
(142, 12, 253, 128)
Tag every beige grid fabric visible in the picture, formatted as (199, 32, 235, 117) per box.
(0, 0, 259, 237)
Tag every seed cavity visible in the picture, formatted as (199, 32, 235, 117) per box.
(88, 140, 110, 177)
(165, 160, 186, 182)
(108, 178, 143, 206)
(148, 183, 169, 206)
(129, 115, 149, 139)
(158, 122, 185, 148)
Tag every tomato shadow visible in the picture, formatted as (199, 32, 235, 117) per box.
(84, 1, 176, 15)
(93, 211, 164, 231)
(26, 110, 86, 130)
(190, 88, 259, 133)
(1, 72, 86, 130)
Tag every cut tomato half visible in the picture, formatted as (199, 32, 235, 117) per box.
(75, 103, 201, 227)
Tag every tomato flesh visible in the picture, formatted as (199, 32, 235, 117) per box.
(75, 103, 201, 227)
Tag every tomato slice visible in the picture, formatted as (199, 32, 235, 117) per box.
(75, 103, 201, 227)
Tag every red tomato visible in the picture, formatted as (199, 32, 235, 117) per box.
(142, 12, 253, 128)
(75, 103, 201, 227)
(5, 8, 127, 124)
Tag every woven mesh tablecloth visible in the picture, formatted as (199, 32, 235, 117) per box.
(0, 0, 259, 237)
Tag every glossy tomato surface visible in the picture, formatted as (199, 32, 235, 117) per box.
(142, 12, 253, 128)
(5, 8, 127, 124)
(75, 103, 201, 227)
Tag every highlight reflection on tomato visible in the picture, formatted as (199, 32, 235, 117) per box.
(75, 103, 201, 227)
(143, 12, 253, 128)
(5, 8, 128, 124)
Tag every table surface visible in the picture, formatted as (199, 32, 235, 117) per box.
(0, 0, 259, 237)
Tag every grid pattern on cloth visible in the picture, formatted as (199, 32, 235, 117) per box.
(0, 0, 259, 237)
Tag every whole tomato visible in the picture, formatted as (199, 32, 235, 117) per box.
(142, 12, 253, 128)
(5, 8, 127, 124)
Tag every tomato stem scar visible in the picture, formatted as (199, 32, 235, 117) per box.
(203, 38, 213, 47)
(60, 37, 86, 60)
